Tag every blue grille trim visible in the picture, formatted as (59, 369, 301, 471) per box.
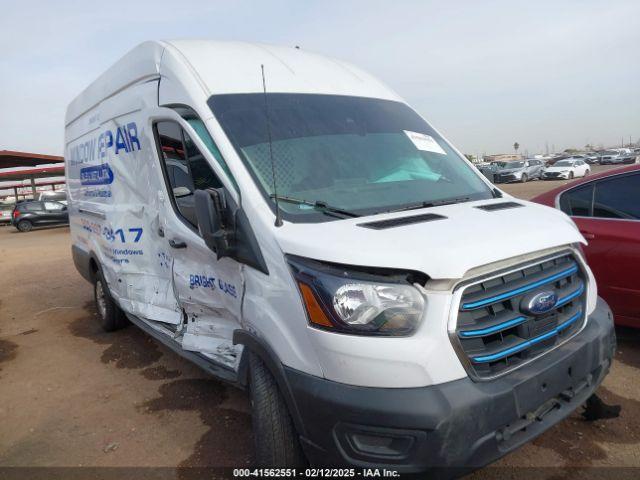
(459, 316, 527, 338)
(471, 310, 582, 364)
(461, 264, 578, 310)
(556, 283, 585, 307)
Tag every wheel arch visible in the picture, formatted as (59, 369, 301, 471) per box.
(233, 329, 307, 437)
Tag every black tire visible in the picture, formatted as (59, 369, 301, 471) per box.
(17, 220, 33, 232)
(520, 173, 528, 183)
(584, 169, 590, 177)
(93, 267, 127, 332)
(569, 171, 574, 179)
(249, 352, 306, 468)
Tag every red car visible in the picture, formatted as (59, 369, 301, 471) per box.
(532, 165, 640, 327)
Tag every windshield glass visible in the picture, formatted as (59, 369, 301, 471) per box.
(554, 160, 574, 167)
(208, 94, 492, 222)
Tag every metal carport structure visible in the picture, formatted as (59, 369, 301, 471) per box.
(0, 150, 65, 201)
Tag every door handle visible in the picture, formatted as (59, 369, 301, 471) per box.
(168, 238, 187, 249)
(580, 230, 595, 240)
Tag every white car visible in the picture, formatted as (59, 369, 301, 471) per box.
(542, 159, 590, 180)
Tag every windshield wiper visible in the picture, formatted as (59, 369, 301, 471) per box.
(270, 194, 361, 218)
(384, 196, 472, 214)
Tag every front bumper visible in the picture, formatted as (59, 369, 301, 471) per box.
(494, 174, 520, 183)
(542, 172, 569, 179)
(287, 298, 615, 474)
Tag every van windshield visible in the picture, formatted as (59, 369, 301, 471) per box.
(208, 94, 492, 222)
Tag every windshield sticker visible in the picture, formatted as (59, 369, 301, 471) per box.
(403, 131, 446, 155)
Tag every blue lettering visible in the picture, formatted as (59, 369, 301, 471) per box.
(115, 127, 129, 154)
(127, 122, 141, 151)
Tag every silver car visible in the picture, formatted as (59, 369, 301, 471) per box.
(494, 159, 544, 183)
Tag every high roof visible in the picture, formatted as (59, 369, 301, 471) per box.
(0, 150, 64, 168)
(66, 40, 402, 126)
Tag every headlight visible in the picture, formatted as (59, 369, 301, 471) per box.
(287, 255, 425, 336)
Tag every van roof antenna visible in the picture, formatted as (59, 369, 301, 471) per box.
(261, 64, 283, 227)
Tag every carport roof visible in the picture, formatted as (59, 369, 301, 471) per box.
(0, 150, 64, 168)
(0, 165, 65, 181)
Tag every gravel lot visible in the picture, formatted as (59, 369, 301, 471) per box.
(0, 165, 638, 478)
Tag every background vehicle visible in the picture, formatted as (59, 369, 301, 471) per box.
(477, 162, 499, 182)
(542, 158, 590, 180)
(584, 153, 600, 164)
(493, 159, 543, 183)
(599, 149, 636, 165)
(533, 164, 640, 327)
(10, 200, 69, 232)
(38, 190, 68, 205)
(0, 205, 13, 224)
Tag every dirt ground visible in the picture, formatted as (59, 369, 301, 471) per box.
(1, 167, 639, 478)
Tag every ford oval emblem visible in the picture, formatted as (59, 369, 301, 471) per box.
(524, 291, 558, 315)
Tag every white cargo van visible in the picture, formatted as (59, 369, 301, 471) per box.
(66, 40, 615, 472)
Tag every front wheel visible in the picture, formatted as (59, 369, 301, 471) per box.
(569, 172, 575, 179)
(249, 352, 306, 468)
(520, 173, 528, 183)
(93, 268, 127, 332)
(584, 169, 590, 177)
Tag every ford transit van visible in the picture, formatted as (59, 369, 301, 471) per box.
(65, 40, 615, 473)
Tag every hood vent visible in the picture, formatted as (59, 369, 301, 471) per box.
(358, 213, 446, 230)
(475, 201, 523, 212)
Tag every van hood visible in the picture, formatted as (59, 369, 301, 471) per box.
(274, 199, 583, 279)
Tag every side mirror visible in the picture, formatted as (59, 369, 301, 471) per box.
(195, 188, 232, 257)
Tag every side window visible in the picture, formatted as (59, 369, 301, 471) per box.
(187, 118, 237, 191)
(24, 202, 43, 212)
(44, 202, 64, 211)
(559, 184, 593, 217)
(593, 174, 640, 220)
(155, 121, 223, 228)
(184, 132, 223, 191)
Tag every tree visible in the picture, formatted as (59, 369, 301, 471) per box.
(513, 142, 520, 153)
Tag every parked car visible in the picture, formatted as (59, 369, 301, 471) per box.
(583, 153, 600, 164)
(0, 205, 13, 224)
(493, 159, 544, 183)
(11, 200, 69, 232)
(599, 149, 636, 165)
(476, 162, 500, 182)
(542, 158, 590, 180)
(533, 165, 640, 327)
(65, 40, 614, 472)
(38, 190, 68, 205)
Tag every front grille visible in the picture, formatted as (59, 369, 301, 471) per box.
(453, 252, 587, 379)
(497, 174, 515, 182)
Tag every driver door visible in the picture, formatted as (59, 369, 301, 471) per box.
(153, 119, 244, 369)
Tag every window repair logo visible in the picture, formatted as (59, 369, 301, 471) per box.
(69, 122, 142, 166)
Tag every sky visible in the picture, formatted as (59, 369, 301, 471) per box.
(0, 0, 638, 158)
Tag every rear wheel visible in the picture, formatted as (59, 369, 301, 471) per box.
(520, 173, 528, 183)
(17, 220, 33, 232)
(93, 267, 127, 332)
(249, 352, 306, 468)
